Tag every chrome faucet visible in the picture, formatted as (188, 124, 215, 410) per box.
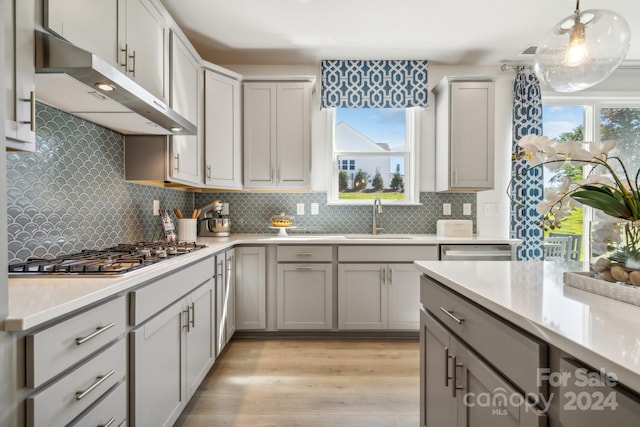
(372, 197, 383, 235)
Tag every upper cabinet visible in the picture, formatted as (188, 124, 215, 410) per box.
(434, 77, 495, 191)
(44, 0, 118, 68)
(4, 0, 36, 151)
(168, 29, 202, 186)
(118, 0, 166, 100)
(243, 80, 312, 190)
(204, 66, 242, 190)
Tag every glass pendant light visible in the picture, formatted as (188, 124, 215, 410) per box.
(533, 0, 631, 92)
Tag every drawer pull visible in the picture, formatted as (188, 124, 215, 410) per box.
(75, 322, 116, 345)
(444, 347, 452, 387)
(99, 416, 117, 427)
(75, 369, 116, 401)
(295, 266, 313, 270)
(451, 356, 464, 397)
(440, 307, 465, 324)
(295, 252, 313, 256)
(190, 302, 195, 328)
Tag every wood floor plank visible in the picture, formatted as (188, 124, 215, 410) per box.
(175, 337, 419, 427)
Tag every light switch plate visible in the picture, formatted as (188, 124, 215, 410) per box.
(297, 203, 305, 215)
(443, 203, 451, 216)
(311, 203, 319, 215)
(463, 203, 472, 216)
(153, 200, 160, 216)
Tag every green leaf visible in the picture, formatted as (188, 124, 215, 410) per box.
(570, 190, 632, 219)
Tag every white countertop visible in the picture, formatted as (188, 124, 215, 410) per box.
(4, 233, 514, 332)
(414, 260, 640, 394)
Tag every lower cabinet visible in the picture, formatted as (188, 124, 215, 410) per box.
(235, 246, 266, 330)
(276, 263, 332, 329)
(216, 248, 236, 355)
(130, 279, 214, 427)
(421, 309, 547, 427)
(338, 263, 421, 330)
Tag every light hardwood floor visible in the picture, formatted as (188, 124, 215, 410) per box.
(175, 337, 420, 427)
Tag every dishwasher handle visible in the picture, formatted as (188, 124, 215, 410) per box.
(442, 250, 511, 258)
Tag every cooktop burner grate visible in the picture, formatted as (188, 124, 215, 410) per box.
(8, 241, 207, 276)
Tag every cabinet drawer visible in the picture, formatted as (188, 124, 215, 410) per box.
(339, 245, 437, 262)
(26, 296, 126, 388)
(26, 339, 126, 427)
(130, 256, 215, 325)
(277, 245, 333, 262)
(559, 357, 640, 426)
(421, 276, 546, 395)
(68, 380, 127, 427)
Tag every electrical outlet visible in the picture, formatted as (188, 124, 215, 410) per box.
(311, 203, 319, 215)
(153, 200, 160, 216)
(221, 203, 229, 215)
(297, 203, 305, 215)
(484, 203, 499, 216)
(463, 203, 472, 216)
(443, 203, 451, 216)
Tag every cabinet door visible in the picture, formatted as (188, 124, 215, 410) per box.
(277, 263, 332, 329)
(44, 0, 118, 68)
(338, 263, 387, 329)
(4, 0, 36, 150)
(170, 30, 199, 124)
(205, 70, 242, 189)
(119, 0, 166, 100)
(130, 298, 186, 427)
(225, 249, 237, 339)
(243, 82, 276, 188)
(449, 81, 494, 189)
(186, 280, 214, 399)
(387, 264, 421, 330)
(171, 134, 202, 185)
(275, 82, 310, 188)
(215, 253, 227, 355)
(421, 309, 457, 427)
(235, 247, 266, 330)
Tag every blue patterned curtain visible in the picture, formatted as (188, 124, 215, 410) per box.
(510, 71, 544, 260)
(321, 60, 428, 108)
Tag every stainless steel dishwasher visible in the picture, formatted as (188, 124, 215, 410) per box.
(439, 244, 513, 261)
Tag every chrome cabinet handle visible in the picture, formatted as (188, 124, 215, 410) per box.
(119, 44, 128, 67)
(295, 252, 313, 256)
(440, 307, 464, 324)
(183, 308, 190, 332)
(453, 169, 458, 185)
(189, 302, 195, 328)
(277, 168, 281, 182)
(20, 91, 36, 132)
(75, 322, 115, 345)
(451, 356, 463, 397)
(98, 416, 116, 427)
(381, 268, 386, 284)
(75, 369, 115, 400)
(296, 266, 313, 270)
(217, 261, 224, 278)
(444, 347, 452, 387)
(388, 268, 392, 285)
(174, 154, 180, 171)
(128, 50, 136, 76)
(207, 164, 212, 179)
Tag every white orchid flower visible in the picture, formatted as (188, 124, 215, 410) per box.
(555, 140, 591, 164)
(578, 173, 615, 187)
(517, 135, 557, 166)
(587, 140, 617, 161)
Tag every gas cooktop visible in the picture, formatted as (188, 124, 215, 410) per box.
(8, 241, 207, 276)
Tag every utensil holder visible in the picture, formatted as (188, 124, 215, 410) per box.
(177, 219, 198, 242)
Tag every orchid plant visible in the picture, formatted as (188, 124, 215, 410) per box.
(512, 134, 640, 266)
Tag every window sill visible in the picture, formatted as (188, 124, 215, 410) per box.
(325, 201, 423, 207)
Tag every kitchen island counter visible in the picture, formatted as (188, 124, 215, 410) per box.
(415, 259, 640, 395)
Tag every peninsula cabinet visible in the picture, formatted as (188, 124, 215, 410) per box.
(243, 80, 311, 189)
(434, 77, 495, 191)
(276, 246, 333, 330)
(235, 246, 267, 330)
(204, 67, 242, 190)
(4, 0, 36, 151)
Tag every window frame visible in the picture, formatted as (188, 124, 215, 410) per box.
(326, 107, 421, 205)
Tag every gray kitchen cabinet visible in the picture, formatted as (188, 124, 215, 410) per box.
(118, 0, 167, 100)
(235, 246, 266, 330)
(277, 263, 333, 329)
(421, 309, 547, 427)
(434, 77, 495, 191)
(243, 80, 311, 189)
(387, 263, 422, 330)
(44, 0, 118, 69)
(215, 248, 236, 355)
(204, 66, 242, 189)
(4, 0, 36, 151)
(168, 28, 202, 186)
(131, 278, 214, 427)
(23, 295, 127, 427)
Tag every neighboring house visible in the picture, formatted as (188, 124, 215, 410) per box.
(335, 122, 395, 188)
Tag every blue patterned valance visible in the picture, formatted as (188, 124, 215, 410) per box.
(321, 60, 428, 108)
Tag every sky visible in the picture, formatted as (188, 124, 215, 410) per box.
(336, 108, 406, 150)
(542, 105, 583, 139)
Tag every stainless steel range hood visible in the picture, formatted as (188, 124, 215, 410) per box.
(34, 31, 196, 135)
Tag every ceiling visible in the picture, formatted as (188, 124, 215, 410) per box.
(160, 0, 640, 66)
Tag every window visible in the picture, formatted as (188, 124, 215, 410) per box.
(542, 101, 640, 261)
(329, 107, 419, 204)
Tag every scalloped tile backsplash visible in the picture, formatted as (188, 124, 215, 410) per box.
(6, 103, 476, 263)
